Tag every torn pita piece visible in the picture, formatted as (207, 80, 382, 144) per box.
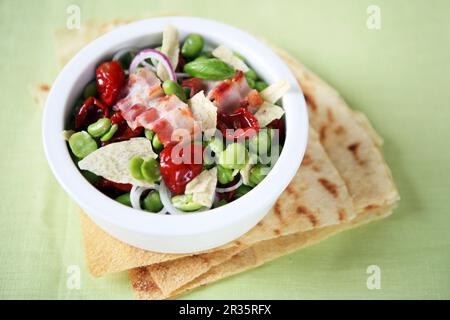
(40, 17, 398, 299)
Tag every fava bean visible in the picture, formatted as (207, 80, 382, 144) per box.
(171, 194, 203, 212)
(87, 118, 111, 138)
(162, 80, 187, 102)
(207, 137, 224, 155)
(214, 199, 228, 208)
(183, 58, 235, 80)
(194, 55, 209, 62)
(234, 185, 253, 199)
(246, 76, 256, 89)
(118, 51, 136, 70)
(116, 193, 131, 207)
(100, 123, 118, 142)
(82, 170, 99, 184)
(145, 129, 154, 140)
(217, 164, 234, 185)
(249, 165, 269, 186)
(255, 81, 269, 92)
(69, 131, 97, 158)
(181, 34, 204, 59)
(83, 81, 98, 99)
(217, 143, 248, 170)
(233, 51, 245, 61)
(143, 190, 163, 212)
(152, 134, 163, 152)
(248, 129, 271, 155)
(129, 157, 144, 180)
(245, 69, 258, 81)
(141, 158, 161, 183)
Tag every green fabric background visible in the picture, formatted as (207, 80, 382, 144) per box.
(0, 0, 449, 299)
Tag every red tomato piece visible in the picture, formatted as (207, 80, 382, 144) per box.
(217, 107, 260, 141)
(159, 143, 204, 195)
(96, 61, 125, 106)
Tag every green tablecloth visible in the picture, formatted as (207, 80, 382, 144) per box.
(0, 0, 449, 299)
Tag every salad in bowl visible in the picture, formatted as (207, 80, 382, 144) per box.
(65, 25, 290, 215)
(43, 17, 307, 252)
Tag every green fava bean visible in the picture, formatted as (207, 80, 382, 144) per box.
(143, 190, 163, 212)
(233, 51, 245, 61)
(234, 185, 253, 199)
(100, 123, 118, 142)
(255, 81, 269, 92)
(116, 193, 131, 207)
(217, 143, 248, 170)
(141, 158, 161, 182)
(87, 118, 111, 138)
(183, 58, 235, 80)
(69, 131, 97, 159)
(248, 129, 271, 155)
(214, 199, 228, 208)
(171, 194, 203, 212)
(83, 81, 98, 99)
(194, 55, 209, 62)
(162, 80, 187, 102)
(207, 137, 224, 155)
(246, 77, 256, 89)
(129, 157, 144, 180)
(217, 165, 234, 185)
(145, 129, 154, 140)
(152, 134, 163, 152)
(245, 69, 258, 81)
(181, 34, 204, 59)
(82, 170, 99, 184)
(249, 165, 269, 186)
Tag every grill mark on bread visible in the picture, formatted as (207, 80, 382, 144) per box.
(296, 205, 318, 227)
(327, 108, 334, 122)
(39, 84, 50, 91)
(334, 125, 345, 135)
(302, 153, 313, 166)
(132, 268, 157, 291)
(312, 164, 321, 172)
(234, 240, 242, 246)
(273, 229, 281, 236)
(348, 142, 365, 165)
(304, 93, 317, 112)
(365, 204, 380, 211)
(338, 208, 347, 222)
(286, 184, 297, 196)
(319, 125, 327, 141)
(274, 202, 285, 225)
(318, 178, 338, 198)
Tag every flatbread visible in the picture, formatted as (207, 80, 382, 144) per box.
(130, 205, 394, 300)
(123, 127, 354, 293)
(80, 126, 355, 276)
(127, 43, 399, 300)
(272, 47, 399, 213)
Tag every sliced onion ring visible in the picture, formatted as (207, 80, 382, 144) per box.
(138, 60, 190, 79)
(159, 181, 186, 215)
(129, 49, 176, 81)
(130, 185, 167, 215)
(112, 47, 138, 62)
(215, 176, 243, 193)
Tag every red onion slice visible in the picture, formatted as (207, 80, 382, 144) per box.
(215, 176, 243, 193)
(130, 185, 167, 214)
(129, 49, 176, 81)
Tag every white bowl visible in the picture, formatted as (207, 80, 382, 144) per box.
(42, 17, 308, 253)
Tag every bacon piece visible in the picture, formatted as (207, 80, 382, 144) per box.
(113, 68, 164, 114)
(114, 68, 199, 145)
(207, 71, 253, 114)
(241, 89, 264, 114)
